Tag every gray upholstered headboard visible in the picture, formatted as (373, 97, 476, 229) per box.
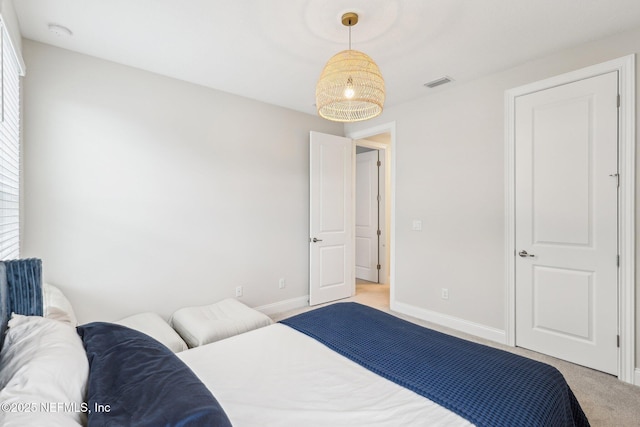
(0, 263, 9, 349)
(0, 259, 43, 350)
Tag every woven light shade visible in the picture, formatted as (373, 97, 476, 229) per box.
(316, 49, 385, 122)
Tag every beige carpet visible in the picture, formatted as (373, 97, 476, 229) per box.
(271, 283, 640, 427)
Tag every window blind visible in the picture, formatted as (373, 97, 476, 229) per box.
(0, 23, 21, 260)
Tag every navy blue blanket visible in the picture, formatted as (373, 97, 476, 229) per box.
(281, 303, 589, 427)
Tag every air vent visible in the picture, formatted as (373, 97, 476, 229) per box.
(424, 76, 453, 89)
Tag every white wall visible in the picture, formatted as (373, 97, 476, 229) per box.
(18, 24, 640, 370)
(0, 0, 22, 54)
(347, 26, 640, 367)
(21, 40, 342, 323)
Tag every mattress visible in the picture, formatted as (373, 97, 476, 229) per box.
(178, 323, 473, 427)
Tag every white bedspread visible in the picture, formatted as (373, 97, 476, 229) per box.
(178, 323, 473, 427)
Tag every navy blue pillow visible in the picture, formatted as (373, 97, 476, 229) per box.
(77, 322, 232, 427)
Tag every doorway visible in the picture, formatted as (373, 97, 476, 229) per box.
(514, 71, 618, 375)
(308, 123, 396, 308)
(349, 123, 395, 305)
(505, 55, 635, 383)
(355, 138, 389, 286)
(355, 146, 380, 283)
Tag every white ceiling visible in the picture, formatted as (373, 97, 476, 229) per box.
(12, 0, 640, 116)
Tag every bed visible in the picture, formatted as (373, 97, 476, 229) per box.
(0, 260, 590, 427)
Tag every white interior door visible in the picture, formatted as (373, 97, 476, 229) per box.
(309, 131, 353, 306)
(355, 150, 379, 282)
(515, 71, 618, 375)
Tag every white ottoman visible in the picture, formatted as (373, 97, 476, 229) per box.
(170, 298, 273, 348)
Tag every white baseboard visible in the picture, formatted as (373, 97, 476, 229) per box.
(392, 300, 507, 344)
(634, 368, 640, 387)
(254, 296, 309, 316)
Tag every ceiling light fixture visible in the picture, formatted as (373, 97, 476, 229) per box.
(315, 12, 385, 123)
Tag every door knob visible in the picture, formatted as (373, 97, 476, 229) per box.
(312, 237, 323, 243)
(518, 250, 534, 258)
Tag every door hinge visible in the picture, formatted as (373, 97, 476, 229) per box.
(617, 255, 620, 267)
(617, 335, 620, 348)
(617, 94, 621, 108)
(377, 194, 381, 202)
(376, 264, 381, 270)
(377, 229, 381, 236)
(377, 160, 381, 167)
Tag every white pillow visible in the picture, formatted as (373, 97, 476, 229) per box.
(170, 298, 273, 348)
(43, 283, 78, 326)
(114, 312, 188, 353)
(0, 314, 88, 427)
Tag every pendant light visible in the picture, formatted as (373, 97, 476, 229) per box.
(316, 12, 385, 122)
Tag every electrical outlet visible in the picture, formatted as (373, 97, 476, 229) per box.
(441, 288, 449, 300)
(278, 278, 286, 289)
(235, 286, 243, 297)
